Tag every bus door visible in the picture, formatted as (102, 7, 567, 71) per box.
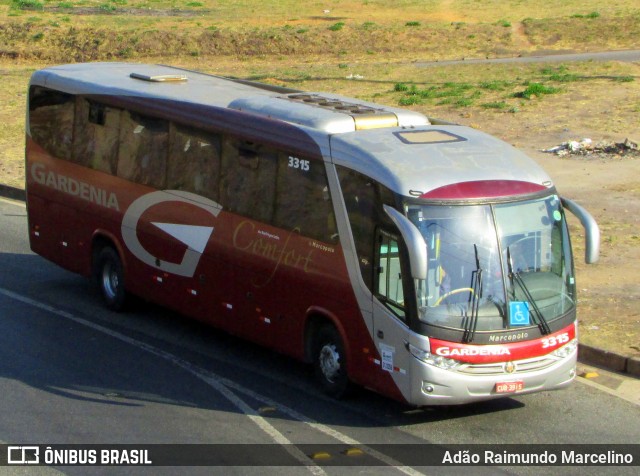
(371, 228, 412, 396)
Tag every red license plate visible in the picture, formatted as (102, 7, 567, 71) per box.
(495, 381, 524, 394)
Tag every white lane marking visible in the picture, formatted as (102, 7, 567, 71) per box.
(0, 197, 26, 207)
(0, 287, 325, 476)
(220, 378, 426, 476)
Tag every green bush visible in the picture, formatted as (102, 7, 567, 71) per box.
(541, 66, 580, 82)
(514, 82, 559, 99)
(481, 101, 510, 110)
(571, 11, 600, 19)
(12, 0, 44, 10)
(454, 97, 475, 107)
(399, 96, 422, 106)
(613, 76, 634, 83)
(479, 80, 510, 90)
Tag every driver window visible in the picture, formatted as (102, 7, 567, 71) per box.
(376, 232, 406, 320)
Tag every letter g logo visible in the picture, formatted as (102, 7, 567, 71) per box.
(121, 190, 222, 277)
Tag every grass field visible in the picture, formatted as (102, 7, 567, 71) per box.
(1, 0, 640, 61)
(1, 1, 639, 357)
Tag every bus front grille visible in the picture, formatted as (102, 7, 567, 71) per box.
(456, 355, 558, 376)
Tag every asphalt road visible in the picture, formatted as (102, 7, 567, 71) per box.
(0, 197, 639, 475)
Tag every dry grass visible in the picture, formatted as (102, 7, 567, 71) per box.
(1, 0, 639, 62)
(3, 0, 639, 26)
(0, 63, 35, 188)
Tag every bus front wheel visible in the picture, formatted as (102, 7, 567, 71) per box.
(96, 247, 126, 312)
(314, 325, 351, 398)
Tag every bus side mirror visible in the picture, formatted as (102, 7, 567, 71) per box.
(561, 197, 600, 264)
(383, 205, 428, 280)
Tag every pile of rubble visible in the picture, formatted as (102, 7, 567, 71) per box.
(543, 138, 639, 159)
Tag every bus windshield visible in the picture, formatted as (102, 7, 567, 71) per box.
(407, 195, 575, 334)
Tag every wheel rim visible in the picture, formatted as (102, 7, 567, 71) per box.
(101, 261, 119, 301)
(319, 343, 341, 383)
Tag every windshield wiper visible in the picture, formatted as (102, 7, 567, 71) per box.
(507, 247, 551, 335)
(462, 244, 483, 343)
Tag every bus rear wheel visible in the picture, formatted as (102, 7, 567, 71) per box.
(96, 247, 126, 312)
(314, 325, 351, 398)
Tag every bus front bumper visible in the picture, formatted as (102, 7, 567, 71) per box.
(407, 350, 577, 406)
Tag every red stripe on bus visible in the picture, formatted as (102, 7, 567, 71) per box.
(420, 180, 547, 200)
(429, 323, 576, 364)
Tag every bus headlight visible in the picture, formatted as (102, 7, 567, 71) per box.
(407, 343, 460, 370)
(552, 339, 578, 359)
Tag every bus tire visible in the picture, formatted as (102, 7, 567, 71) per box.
(314, 324, 351, 398)
(96, 247, 126, 312)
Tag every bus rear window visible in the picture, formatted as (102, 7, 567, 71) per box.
(29, 86, 75, 161)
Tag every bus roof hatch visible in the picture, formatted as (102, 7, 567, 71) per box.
(130, 72, 188, 82)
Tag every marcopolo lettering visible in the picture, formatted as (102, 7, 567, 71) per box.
(489, 332, 529, 343)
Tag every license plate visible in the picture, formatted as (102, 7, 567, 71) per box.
(495, 381, 524, 394)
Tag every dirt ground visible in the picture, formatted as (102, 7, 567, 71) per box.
(466, 102, 640, 359)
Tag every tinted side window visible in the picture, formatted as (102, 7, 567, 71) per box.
(117, 111, 168, 188)
(274, 154, 336, 243)
(220, 138, 277, 223)
(72, 99, 121, 174)
(29, 86, 74, 160)
(337, 167, 396, 291)
(377, 232, 406, 320)
(168, 124, 222, 201)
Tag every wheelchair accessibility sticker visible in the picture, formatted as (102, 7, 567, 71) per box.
(509, 301, 530, 326)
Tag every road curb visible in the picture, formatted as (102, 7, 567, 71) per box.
(578, 344, 639, 377)
(1, 183, 637, 379)
(0, 184, 26, 202)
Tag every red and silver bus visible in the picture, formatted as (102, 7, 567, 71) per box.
(26, 63, 599, 405)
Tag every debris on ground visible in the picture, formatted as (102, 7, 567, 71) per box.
(543, 138, 639, 159)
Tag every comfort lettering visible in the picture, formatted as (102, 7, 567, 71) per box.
(233, 220, 314, 287)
